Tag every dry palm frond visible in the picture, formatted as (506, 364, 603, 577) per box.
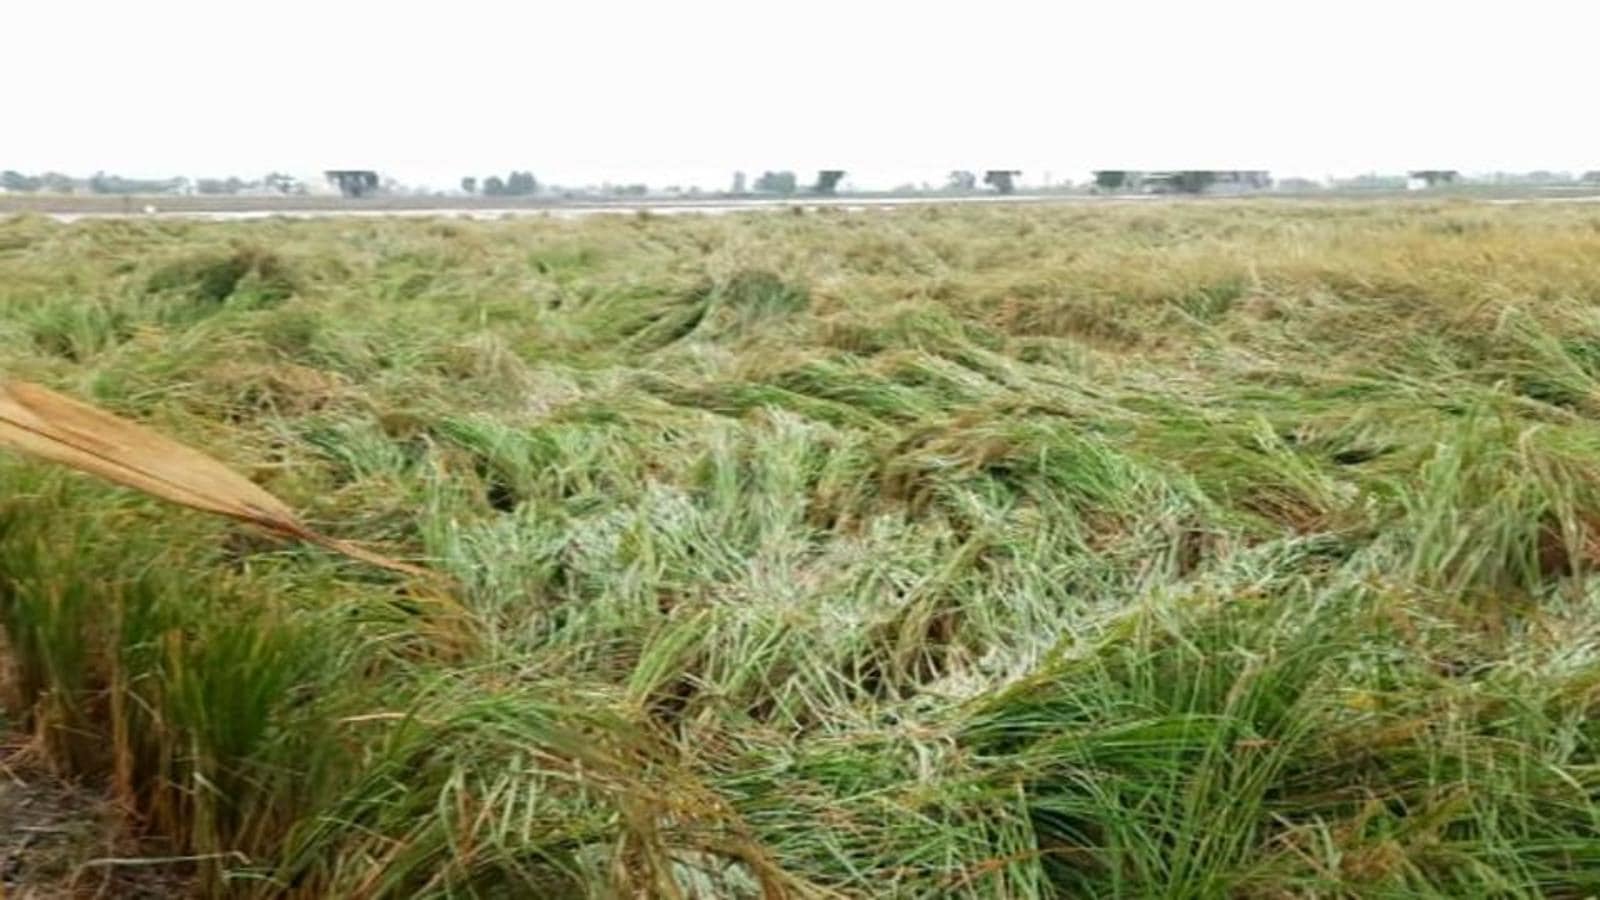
(0, 380, 430, 578)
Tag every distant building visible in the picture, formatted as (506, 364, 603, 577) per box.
(1407, 170, 1460, 190)
(324, 170, 380, 198)
(1092, 170, 1271, 194)
(984, 170, 1022, 194)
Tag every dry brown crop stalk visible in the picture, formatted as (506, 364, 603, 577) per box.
(0, 380, 431, 578)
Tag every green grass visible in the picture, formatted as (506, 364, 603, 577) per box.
(4, 201, 1600, 896)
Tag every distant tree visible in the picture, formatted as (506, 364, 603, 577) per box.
(0, 170, 41, 192)
(1275, 177, 1323, 193)
(1094, 170, 1132, 191)
(86, 172, 187, 194)
(1490, 170, 1574, 186)
(263, 172, 302, 194)
(1405, 170, 1459, 189)
(813, 170, 846, 195)
(947, 170, 977, 191)
(482, 175, 507, 196)
(39, 172, 75, 193)
(1335, 173, 1406, 190)
(983, 170, 1020, 194)
(460, 176, 477, 194)
(731, 171, 747, 193)
(753, 170, 797, 195)
(505, 171, 538, 195)
(196, 176, 251, 195)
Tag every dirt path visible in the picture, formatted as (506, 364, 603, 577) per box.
(1, 737, 118, 899)
(0, 736, 184, 899)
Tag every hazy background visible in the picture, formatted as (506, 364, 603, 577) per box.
(6, 0, 1597, 190)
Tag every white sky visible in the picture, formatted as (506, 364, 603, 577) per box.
(5, 0, 1598, 190)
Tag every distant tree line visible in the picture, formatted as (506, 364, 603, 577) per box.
(1480, 171, 1581, 185)
(7, 166, 1599, 200)
(87, 172, 189, 194)
(1, 169, 305, 195)
(1, 171, 75, 192)
(753, 171, 797, 195)
(464, 171, 539, 196)
(947, 171, 977, 191)
(1332, 173, 1408, 191)
(458, 173, 662, 198)
(728, 170, 847, 196)
(198, 173, 305, 195)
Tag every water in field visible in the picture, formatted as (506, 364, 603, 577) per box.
(39, 192, 1139, 223)
(25, 189, 1600, 223)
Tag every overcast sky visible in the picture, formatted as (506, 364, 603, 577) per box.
(6, 0, 1598, 189)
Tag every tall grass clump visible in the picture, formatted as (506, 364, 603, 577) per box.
(5, 201, 1600, 896)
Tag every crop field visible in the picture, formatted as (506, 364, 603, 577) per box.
(5, 201, 1600, 897)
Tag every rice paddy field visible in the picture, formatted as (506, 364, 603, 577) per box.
(5, 200, 1600, 897)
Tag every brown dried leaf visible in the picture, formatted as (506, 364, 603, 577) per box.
(0, 380, 430, 578)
